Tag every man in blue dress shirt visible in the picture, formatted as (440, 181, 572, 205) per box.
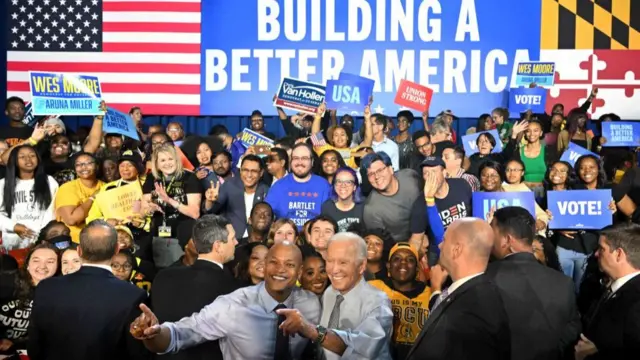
(130, 242, 321, 360)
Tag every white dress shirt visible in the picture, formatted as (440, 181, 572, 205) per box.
(610, 271, 640, 295)
(447, 272, 484, 296)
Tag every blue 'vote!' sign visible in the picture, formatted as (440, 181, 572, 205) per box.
(547, 190, 612, 230)
(461, 129, 503, 156)
(601, 122, 640, 147)
(508, 87, 546, 114)
(472, 191, 536, 221)
(325, 76, 372, 113)
(559, 142, 600, 167)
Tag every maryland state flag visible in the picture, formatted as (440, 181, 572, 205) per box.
(539, 0, 640, 118)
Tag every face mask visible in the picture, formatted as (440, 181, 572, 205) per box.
(47, 235, 73, 250)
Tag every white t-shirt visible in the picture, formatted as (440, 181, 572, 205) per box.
(243, 192, 255, 238)
(0, 176, 59, 249)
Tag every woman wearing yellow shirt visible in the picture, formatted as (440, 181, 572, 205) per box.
(369, 243, 431, 360)
(54, 152, 104, 243)
(311, 102, 373, 168)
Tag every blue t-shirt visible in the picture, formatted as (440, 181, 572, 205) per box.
(266, 174, 332, 229)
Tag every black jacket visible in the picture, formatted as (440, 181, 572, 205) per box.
(28, 266, 150, 360)
(485, 252, 581, 360)
(150, 259, 240, 360)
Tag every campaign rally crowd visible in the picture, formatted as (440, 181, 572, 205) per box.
(1, 89, 640, 360)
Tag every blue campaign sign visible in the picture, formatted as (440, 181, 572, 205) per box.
(200, 0, 541, 116)
(461, 129, 503, 156)
(472, 191, 536, 221)
(273, 77, 325, 115)
(559, 142, 600, 167)
(239, 128, 274, 148)
(325, 78, 371, 113)
(547, 190, 612, 230)
(103, 108, 140, 141)
(508, 87, 546, 114)
(29, 72, 103, 116)
(601, 122, 640, 147)
(515, 62, 555, 87)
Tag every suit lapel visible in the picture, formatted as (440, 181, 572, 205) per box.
(406, 275, 485, 359)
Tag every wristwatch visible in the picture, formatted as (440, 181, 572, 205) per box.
(314, 325, 327, 344)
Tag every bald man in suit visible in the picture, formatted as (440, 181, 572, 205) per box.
(406, 218, 511, 360)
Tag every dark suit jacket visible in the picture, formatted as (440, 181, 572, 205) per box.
(584, 274, 640, 360)
(485, 252, 581, 360)
(405, 274, 511, 360)
(27, 266, 150, 360)
(207, 176, 269, 239)
(150, 259, 240, 360)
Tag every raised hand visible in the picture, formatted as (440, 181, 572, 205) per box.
(14, 224, 36, 239)
(316, 102, 326, 116)
(130, 304, 161, 340)
(31, 122, 46, 142)
(205, 181, 220, 202)
(154, 183, 171, 203)
(511, 120, 529, 139)
(423, 171, 438, 199)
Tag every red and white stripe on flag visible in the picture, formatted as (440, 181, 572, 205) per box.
(7, 0, 202, 116)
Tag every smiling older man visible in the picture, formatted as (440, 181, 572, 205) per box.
(278, 232, 393, 359)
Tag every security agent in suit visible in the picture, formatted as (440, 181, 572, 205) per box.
(204, 154, 270, 240)
(577, 223, 640, 360)
(487, 206, 581, 360)
(406, 218, 511, 360)
(27, 219, 150, 360)
(150, 215, 240, 360)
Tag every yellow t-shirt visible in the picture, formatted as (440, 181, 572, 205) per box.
(369, 279, 431, 355)
(55, 179, 104, 243)
(314, 144, 358, 169)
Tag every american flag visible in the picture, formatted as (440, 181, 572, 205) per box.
(7, 0, 201, 115)
(310, 132, 327, 147)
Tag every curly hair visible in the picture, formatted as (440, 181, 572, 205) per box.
(574, 155, 607, 189)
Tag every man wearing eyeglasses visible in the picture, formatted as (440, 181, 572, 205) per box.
(362, 152, 425, 250)
(266, 143, 332, 230)
(204, 154, 270, 240)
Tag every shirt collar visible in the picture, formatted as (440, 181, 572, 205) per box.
(372, 136, 389, 145)
(258, 282, 294, 312)
(611, 271, 640, 294)
(83, 263, 113, 273)
(448, 272, 483, 296)
(197, 257, 223, 269)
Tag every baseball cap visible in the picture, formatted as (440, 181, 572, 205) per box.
(388, 242, 420, 262)
(118, 149, 142, 167)
(420, 156, 445, 168)
(437, 110, 459, 119)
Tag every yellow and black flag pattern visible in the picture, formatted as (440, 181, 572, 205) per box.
(541, 0, 640, 49)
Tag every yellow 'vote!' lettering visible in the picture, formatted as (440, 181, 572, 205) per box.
(532, 64, 553, 74)
(32, 75, 60, 93)
(62, 78, 100, 95)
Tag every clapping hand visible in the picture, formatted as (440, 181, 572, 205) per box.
(154, 183, 171, 203)
(130, 304, 161, 340)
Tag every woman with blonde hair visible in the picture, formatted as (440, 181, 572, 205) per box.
(266, 218, 300, 246)
(141, 143, 202, 268)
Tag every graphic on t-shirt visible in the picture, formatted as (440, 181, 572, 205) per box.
(287, 191, 321, 227)
(439, 202, 468, 227)
(0, 299, 32, 340)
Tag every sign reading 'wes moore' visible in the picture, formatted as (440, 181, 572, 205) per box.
(29, 72, 103, 116)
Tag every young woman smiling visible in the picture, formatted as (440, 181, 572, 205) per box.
(0, 145, 58, 250)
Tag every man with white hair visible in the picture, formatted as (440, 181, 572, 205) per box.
(277, 232, 393, 359)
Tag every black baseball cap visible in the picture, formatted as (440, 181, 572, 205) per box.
(420, 156, 445, 168)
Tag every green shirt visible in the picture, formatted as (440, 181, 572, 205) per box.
(496, 122, 513, 143)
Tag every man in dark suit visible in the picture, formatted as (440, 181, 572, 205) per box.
(151, 215, 240, 360)
(204, 154, 269, 240)
(488, 206, 581, 360)
(406, 218, 511, 360)
(577, 223, 640, 360)
(27, 219, 150, 360)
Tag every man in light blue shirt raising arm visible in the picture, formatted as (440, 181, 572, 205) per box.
(278, 232, 394, 360)
(129, 242, 321, 360)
